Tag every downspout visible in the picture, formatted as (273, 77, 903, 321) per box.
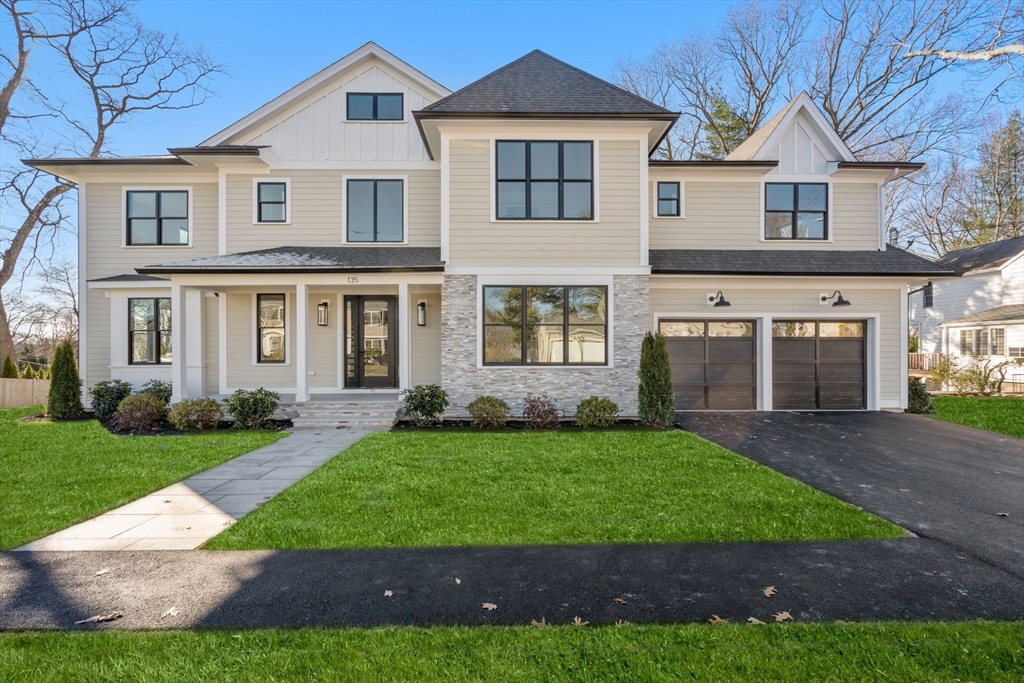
(878, 167, 900, 251)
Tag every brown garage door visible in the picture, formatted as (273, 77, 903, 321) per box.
(660, 320, 757, 410)
(772, 320, 865, 410)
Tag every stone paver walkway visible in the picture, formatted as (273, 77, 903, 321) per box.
(15, 428, 371, 552)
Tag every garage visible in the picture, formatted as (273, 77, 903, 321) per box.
(660, 319, 757, 410)
(772, 320, 866, 409)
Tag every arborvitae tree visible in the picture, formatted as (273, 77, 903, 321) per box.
(47, 340, 83, 419)
(22, 365, 36, 379)
(638, 332, 675, 428)
(1, 356, 18, 379)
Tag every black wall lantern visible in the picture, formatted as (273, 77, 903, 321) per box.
(821, 291, 852, 307)
(417, 301, 427, 326)
(707, 291, 731, 307)
(317, 301, 329, 326)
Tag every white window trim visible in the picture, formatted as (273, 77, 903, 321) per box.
(489, 137, 601, 224)
(957, 326, 1007, 357)
(252, 292, 291, 366)
(341, 174, 409, 245)
(121, 186, 194, 248)
(759, 177, 833, 244)
(252, 177, 291, 225)
(652, 180, 685, 219)
(475, 274, 615, 369)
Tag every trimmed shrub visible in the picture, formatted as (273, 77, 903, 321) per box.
(110, 393, 167, 433)
(47, 340, 83, 419)
(575, 396, 619, 428)
(90, 379, 134, 419)
(638, 332, 674, 428)
(168, 397, 224, 431)
(523, 393, 560, 429)
(907, 377, 935, 414)
(467, 395, 510, 428)
(21, 365, 36, 379)
(1, 355, 18, 379)
(223, 388, 280, 429)
(140, 379, 173, 406)
(401, 384, 449, 426)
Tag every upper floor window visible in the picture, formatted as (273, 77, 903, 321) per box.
(346, 179, 403, 243)
(496, 141, 593, 220)
(923, 283, 933, 308)
(765, 183, 827, 240)
(257, 182, 287, 223)
(127, 190, 188, 245)
(657, 182, 680, 217)
(346, 93, 403, 121)
(129, 298, 171, 364)
(257, 294, 286, 363)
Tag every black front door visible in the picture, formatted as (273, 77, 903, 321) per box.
(344, 296, 397, 388)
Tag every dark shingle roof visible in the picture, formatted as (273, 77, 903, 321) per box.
(136, 247, 443, 274)
(650, 247, 955, 276)
(418, 50, 674, 117)
(944, 303, 1024, 326)
(934, 237, 1024, 273)
(88, 273, 169, 282)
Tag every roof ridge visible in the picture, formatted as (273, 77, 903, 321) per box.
(527, 50, 673, 114)
(421, 50, 543, 112)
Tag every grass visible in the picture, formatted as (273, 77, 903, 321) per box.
(209, 429, 901, 550)
(931, 396, 1024, 437)
(0, 406, 284, 549)
(1, 622, 1022, 682)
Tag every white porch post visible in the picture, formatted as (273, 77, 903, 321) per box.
(759, 315, 773, 410)
(295, 283, 309, 402)
(170, 283, 188, 403)
(398, 282, 411, 390)
(186, 289, 205, 397)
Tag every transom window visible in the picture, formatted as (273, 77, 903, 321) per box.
(126, 190, 188, 245)
(496, 141, 593, 220)
(765, 183, 827, 240)
(257, 182, 287, 223)
(482, 285, 607, 365)
(257, 294, 286, 363)
(657, 182, 680, 217)
(346, 93, 403, 121)
(129, 298, 171, 364)
(346, 179, 403, 242)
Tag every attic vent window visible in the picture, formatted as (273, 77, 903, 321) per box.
(347, 93, 403, 121)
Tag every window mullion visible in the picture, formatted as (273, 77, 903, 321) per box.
(558, 142, 564, 220)
(155, 192, 162, 245)
(521, 286, 528, 365)
(562, 286, 568, 365)
(525, 143, 531, 220)
(372, 181, 378, 241)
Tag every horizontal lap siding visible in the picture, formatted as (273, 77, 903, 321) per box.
(226, 293, 296, 390)
(448, 139, 642, 266)
(410, 292, 442, 385)
(308, 294, 338, 389)
(204, 295, 219, 395)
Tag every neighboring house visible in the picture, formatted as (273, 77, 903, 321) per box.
(26, 43, 952, 415)
(909, 237, 1024, 366)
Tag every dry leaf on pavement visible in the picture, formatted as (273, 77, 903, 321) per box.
(747, 617, 766, 625)
(161, 607, 179, 618)
(762, 586, 777, 598)
(384, 590, 393, 597)
(613, 597, 628, 604)
(75, 611, 123, 625)
(615, 619, 631, 627)
(531, 617, 549, 627)
(95, 569, 110, 576)
(773, 611, 793, 622)
(455, 578, 461, 584)
(572, 616, 589, 627)
(997, 512, 1010, 517)
(708, 614, 729, 624)
(482, 602, 497, 611)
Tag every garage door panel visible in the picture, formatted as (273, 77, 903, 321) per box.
(708, 339, 754, 363)
(708, 386, 755, 410)
(673, 385, 706, 410)
(666, 339, 704, 363)
(773, 339, 815, 361)
(670, 363, 705, 384)
(773, 362, 816, 383)
(707, 363, 754, 383)
(773, 384, 817, 410)
(664, 320, 756, 410)
(821, 340, 864, 362)
(820, 362, 864, 383)
(819, 385, 865, 409)
(772, 320, 865, 410)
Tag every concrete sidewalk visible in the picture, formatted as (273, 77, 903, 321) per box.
(15, 428, 371, 552)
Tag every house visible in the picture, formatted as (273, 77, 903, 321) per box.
(909, 237, 1024, 368)
(25, 42, 953, 418)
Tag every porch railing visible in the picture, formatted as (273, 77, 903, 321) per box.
(909, 352, 943, 372)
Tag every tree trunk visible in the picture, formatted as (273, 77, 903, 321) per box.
(0, 289, 17, 365)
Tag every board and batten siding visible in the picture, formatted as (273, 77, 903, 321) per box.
(649, 181, 879, 250)
(648, 282, 904, 408)
(225, 169, 440, 253)
(447, 138, 642, 267)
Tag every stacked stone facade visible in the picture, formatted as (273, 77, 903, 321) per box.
(440, 274, 649, 418)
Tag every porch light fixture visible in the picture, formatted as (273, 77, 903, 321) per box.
(708, 291, 731, 307)
(317, 301, 329, 326)
(821, 291, 851, 307)
(417, 301, 427, 326)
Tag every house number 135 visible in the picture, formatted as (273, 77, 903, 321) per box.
(347, 276, 359, 283)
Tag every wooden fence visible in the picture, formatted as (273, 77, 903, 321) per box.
(0, 378, 50, 409)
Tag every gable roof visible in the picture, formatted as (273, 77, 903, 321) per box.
(418, 50, 675, 117)
(933, 237, 1024, 274)
(726, 92, 855, 163)
(943, 303, 1024, 326)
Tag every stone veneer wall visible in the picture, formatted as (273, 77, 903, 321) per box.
(440, 274, 650, 418)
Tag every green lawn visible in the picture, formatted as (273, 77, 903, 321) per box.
(2, 622, 1022, 682)
(932, 396, 1024, 437)
(0, 406, 284, 549)
(210, 429, 901, 550)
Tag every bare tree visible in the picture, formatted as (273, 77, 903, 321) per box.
(0, 0, 222, 365)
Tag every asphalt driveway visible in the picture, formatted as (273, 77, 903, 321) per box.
(676, 411, 1024, 578)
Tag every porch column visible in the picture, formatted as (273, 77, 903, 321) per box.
(295, 283, 310, 402)
(186, 289, 205, 397)
(170, 283, 188, 403)
(398, 282, 411, 390)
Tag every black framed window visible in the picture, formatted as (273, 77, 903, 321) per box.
(482, 285, 607, 365)
(496, 141, 593, 220)
(129, 298, 171, 364)
(257, 182, 287, 223)
(257, 294, 286, 363)
(346, 93, 403, 121)
(657, 182, 680, 216)
(765, 183, 827, 240)
(923, 283, 933, 308)
(346, 179, 403, 242)
(126, 190, 188, 245)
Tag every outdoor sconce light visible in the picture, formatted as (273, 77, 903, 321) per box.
(820, 291, 852, 307)
(707, 291, 731, 307)
(317, 301, 329, 326)
(417, 301, 427, 326)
